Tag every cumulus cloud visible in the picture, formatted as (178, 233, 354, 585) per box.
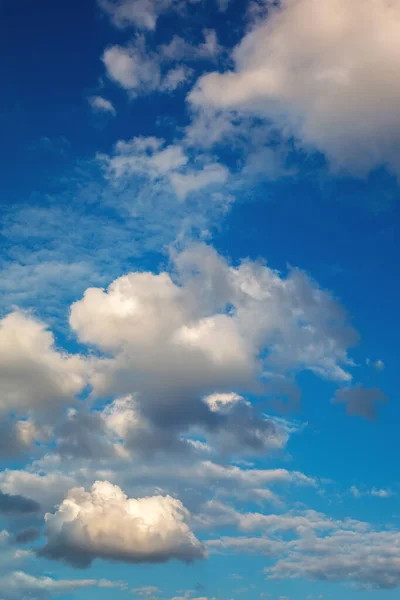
(0, 470, 76, 513)
(331, 386, 387, 420)
(88, 95, 116, 115)
(190, 0, 400, 175)
(160, 31, 222, 62)
(66, 243, 360, 456)
(39, 481, 205, 567)
(0, 312, 86, 417)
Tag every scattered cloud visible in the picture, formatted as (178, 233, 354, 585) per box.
(350, 485, 394, 499)
(98, 0, 175, 31)
(0, 571, 124, 600)
(88, 95, 116, 115)
(331, 386, 387, 420)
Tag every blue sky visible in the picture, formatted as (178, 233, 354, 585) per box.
(0, 0, 400, 599)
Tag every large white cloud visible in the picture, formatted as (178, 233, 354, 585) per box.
(190, 0, 400, 175)
(40, 481, 205, 567)
(68, 243, 358, 454)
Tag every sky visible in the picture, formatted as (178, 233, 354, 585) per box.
(0, 0, 400, 599)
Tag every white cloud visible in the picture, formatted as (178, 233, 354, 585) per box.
(190, 0, 400, 175)
(88, 95, 116, 115)
(102, 136, 187, 180)
(0, 469, 76, 513)
(102, 44, 188, 96)
(160, 30, 222, 62)
(98, 0, 174, 30)
(0, 312, 86, 417)
(170, 164, 229, 199)
(374, 359, 385, 371)
(103, 45, 160, 92)
(102, 28, 220, 97)
(208, 509, 400, 589)
(350, 485, 394, 499)
(131, 585, 161, 597)
(40, 480, 205, 567)
(67, 243, 358, 456)
(100, 135, 229, 200)
(0, 571, 123, 600)
(161, 65, 193, 92)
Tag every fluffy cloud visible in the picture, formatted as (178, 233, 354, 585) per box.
(267, 526, 400, 589)
(350, 485, 394, 499)
(102, 28, 220, 97)
(40, 481, 205, 567)
(331, 386, 387, 420)
(190, 0, 400, 175)
(0, 470, 76, 513)
(0, 312, 86, 417)
(103, 45, 161, 92)
(67, 243, 359, 456)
